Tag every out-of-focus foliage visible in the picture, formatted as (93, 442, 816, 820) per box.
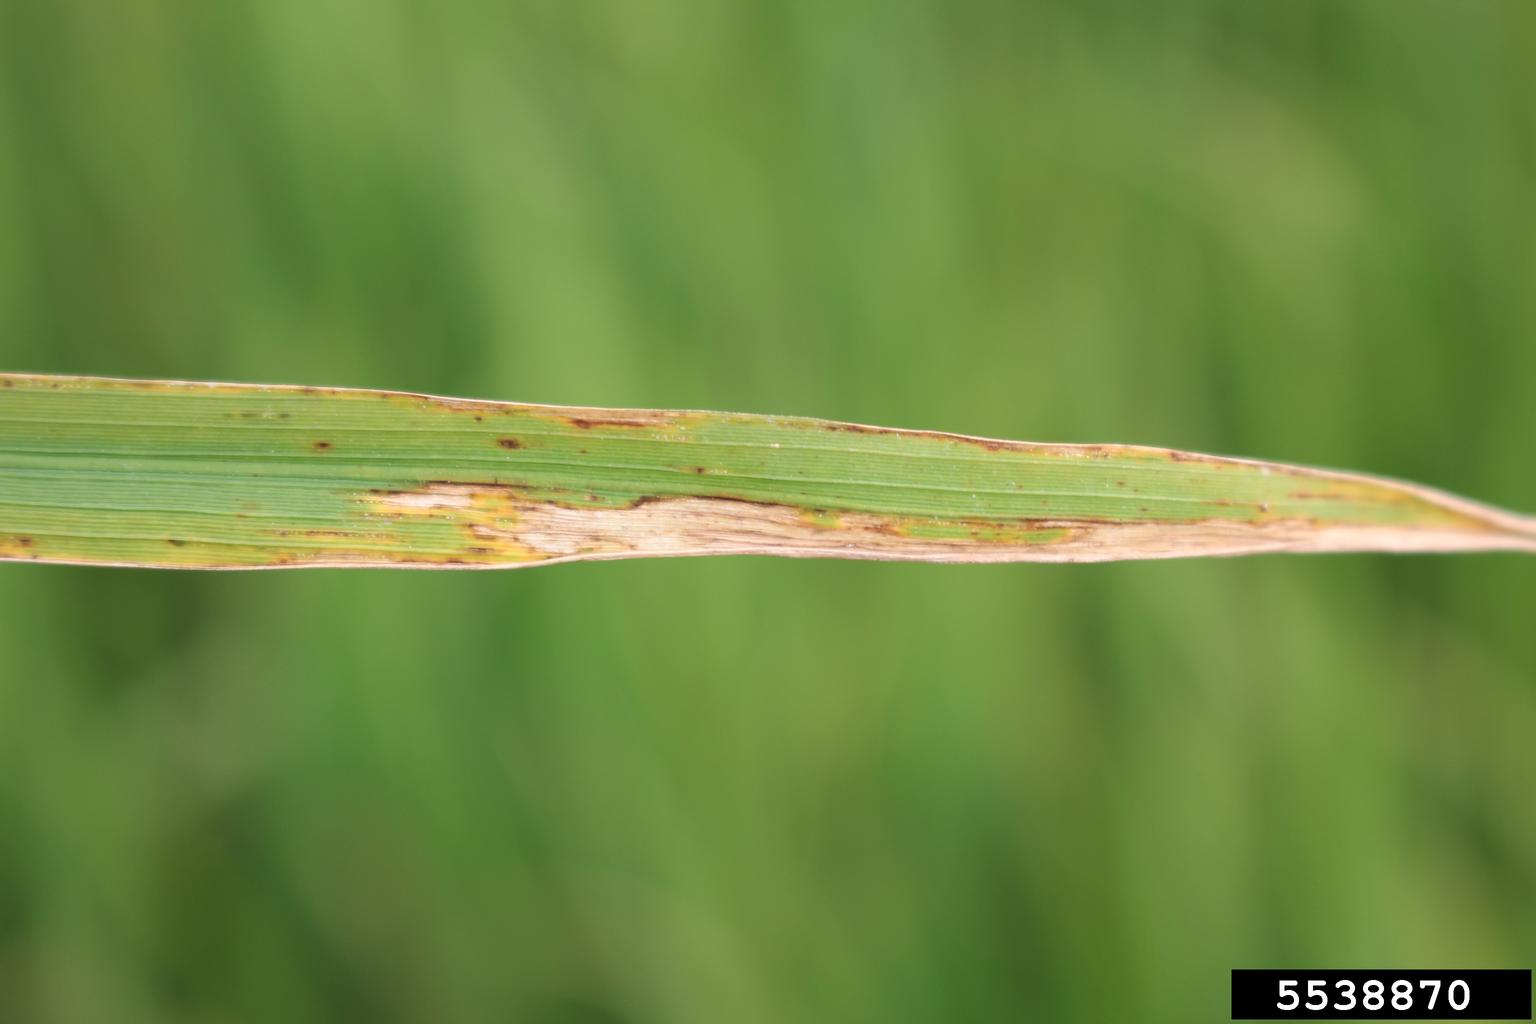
(0, 2, 1533, 1021)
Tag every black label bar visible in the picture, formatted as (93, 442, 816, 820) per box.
(1231, 969, 1531, 1020)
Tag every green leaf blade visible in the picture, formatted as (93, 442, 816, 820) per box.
(2, 373, 1532, 569)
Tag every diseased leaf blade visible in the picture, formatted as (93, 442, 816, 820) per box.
(1, 373, 1532, 569)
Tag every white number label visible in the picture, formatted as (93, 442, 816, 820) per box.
(1262, 974, 1479, 1016)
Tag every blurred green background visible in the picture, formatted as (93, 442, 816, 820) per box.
(2, 1, 1534, 1020)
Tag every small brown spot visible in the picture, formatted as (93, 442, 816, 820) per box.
(168, 538, 187, 547)
(692, 466, 706, 474)
(497, 438, 522, 449)
(1, 379, 12, 387)
(1116, 480, 1126, 487)
(16, 536, 33, 547)
(278, 412, 291, 419)
(474, 415, 484, 422)
(313, 441, 333, 450)
(466, 546, 493, 555)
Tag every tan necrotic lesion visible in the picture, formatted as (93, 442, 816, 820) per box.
(357, 480, 1536, 567)
(362, 481, 1077, 564)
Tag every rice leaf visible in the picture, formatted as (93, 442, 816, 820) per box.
(1, 373, 1531, 569)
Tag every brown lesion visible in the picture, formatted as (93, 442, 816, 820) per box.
(1164, 449, 1230, 466)
(347, 477, 1536, 567)
(359, 481, 1085, 564)
(269, 527, 403, 542)
(822, 422, 906, 437)
(0, 534, 40, 560)
(566, 416, 668, 430)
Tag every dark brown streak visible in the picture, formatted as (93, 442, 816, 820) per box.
(566, 417, 660, 430)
